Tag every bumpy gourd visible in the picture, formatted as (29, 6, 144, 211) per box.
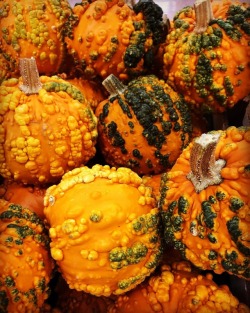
(44, 164, 163, 297)
(108, 261, 250, 313)
(0, 199, 54, 312)
(65, 0, 168, 80)
(159, 126, 250, 279)
(162, 0, 250, 112)
(0, 0, 74, 79)
(0, 58, 98, 185)
(0, 180, 46, 219)
(95, 74, 192, 175)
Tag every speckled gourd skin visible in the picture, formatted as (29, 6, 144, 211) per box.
(159, 126, 250, 279)
(44, 164, 163, 297)
(0, 76, 98, 185)
(163, 1, 250, 112)
(0, 0, 73, 81)
(95, 75, 192, 176)
(108, 261, 250, 313)
(0, 199, 54, 313)
(65, 0, 166, 80)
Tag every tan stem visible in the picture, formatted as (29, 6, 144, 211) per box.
(187, 132, 226, 193)
(19, 57, 42, 95)
(102, 74, 127, 98)
(194, 0, 214, 34)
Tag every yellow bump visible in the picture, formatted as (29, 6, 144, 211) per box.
(49, 228, 57, 239)
(51, 247, 63, 261)
(80, 249, 89, 259)
(88, 250, 99, 261)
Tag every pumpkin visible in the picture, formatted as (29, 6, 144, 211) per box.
(162, 0, 250, 113)
(0, 57, 98, 185)
(44, 164, 163, 297)
(0, 0, 74, 78)
(95, 74, 192, 175)
(108, 261, 250, 313)
(0, 199, 54, 312)
(159, 126, 250, 279)
(65, 0, 168, 80)
(0, 180, 46, 219)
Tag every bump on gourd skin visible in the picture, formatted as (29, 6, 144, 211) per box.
(0, 75, 98, 185)
(159, 126, 250, 280)
(0, 199, 54, 313)
(0, 0, 74, 79)
(44, 164, 163, 297)
(162, 1, 250, 113)
(65, 0, 168, 81)
(107, 261, 250, 313)
(96, 74, 192, 176)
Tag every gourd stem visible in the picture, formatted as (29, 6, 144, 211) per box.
(19, 57, 43, 95)
(187, 133, 226, 193)
(194, 0, 214, 34)
(102, 74, 127, 98)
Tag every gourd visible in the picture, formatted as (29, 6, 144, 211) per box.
(0, 57, 98, 185)
(95, 74, 192, 176)
(108, 261, 250, 313)
(0, 199, 54, 312)
(0, 0, 74, 78)
(65, 0, 168, 80)
(162, 0, 250, 113)
(44, 164, 163, 297)
(0, 180, 46, 219)
(159, 126, 250, 279)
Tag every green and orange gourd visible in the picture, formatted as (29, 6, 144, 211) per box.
(95, 74, 192, 176)
(0, 0, 74, 81)
(0, 57, 98, 185)
(108, 261, 250, 313)
(159, 126, 250, 280)
(44, 164, 163, 297)
(65, 0, 168, 81)
(0, 199, 54, 312)
(162, 0, 250, 113)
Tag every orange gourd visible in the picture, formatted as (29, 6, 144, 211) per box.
(159, 126, 250, 279)
(65, 0, 168, 80)
(95, 74, 192, 175)
(108, 261, 250, 313)
(0, 0, 74, 79)
(44, 164, 163, 297)
(0, 199, 54, 312)
(162, 0, 250, 113)
(0, 58, 98, 185)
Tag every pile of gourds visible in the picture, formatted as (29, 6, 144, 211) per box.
(0, 0, 250, 312)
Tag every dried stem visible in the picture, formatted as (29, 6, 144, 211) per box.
(19, 57, 42, 95)
(102, 74, 127, 98)
(187, 133, 226, 193)
(194, 0, 214, 34)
